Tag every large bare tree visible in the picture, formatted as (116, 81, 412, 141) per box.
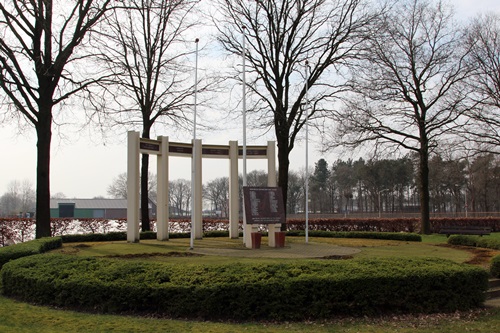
(462, 14, 500, 154)
(203, 177, 230, 217)
(0, 0, 114, 238)
(329, 0, 474, 233)
(95, 0, 206, 230)
(214, 0, 377, 222)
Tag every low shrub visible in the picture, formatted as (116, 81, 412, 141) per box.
(0, 237, 62, 269)
(61, 232, 127, 243)
(60, 230, 421, 243)
(288, 230, 422, 242)
(447, 235, 479, 247)
(287, 218, 419, 233)
(1, 255, 487, 321)
(492, 255, 500, 278)
(203, 230, 230, 238)
(448, 235, 500, 250)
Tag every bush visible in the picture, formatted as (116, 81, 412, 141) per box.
(287, 218, 420, 233)
(1, 255, 487, 321)
(61, 232, 127, 243)
(0, 237, 62, 269)
(288, 230, 422, 242)
(448, 235, 500, 250)
(448, 235, 480, 247)
(492, 255, 500, 278)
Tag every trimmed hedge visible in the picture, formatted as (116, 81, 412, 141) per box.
(447, 235, 500, 250)
(60, 230, 420, 243)
(1, 254, 488, 321)
(492, 255, 500, 278)
(0, 237, 62, 269)
(286, 230, 422, 242)
(286, 217, 500, 233)
(447, 236, 500, 277)
(60, 231, 232, 243)
(61, 232, 128, 243)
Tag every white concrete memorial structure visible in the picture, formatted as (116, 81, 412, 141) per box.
(126, 131, 278, 248)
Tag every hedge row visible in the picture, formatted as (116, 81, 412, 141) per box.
(492, 255, 500, 278)
(447, 236, 500, 277)
(447, 235, 500, 250)
(60, 230, 232, 243)
(59, 230, 420, 243)
(286, 217, 500, 233)
(1, 254, 488, 321)
(286, 230, 422, 242)
(286, 218, 419, 233)
(0, 237, 62, 269)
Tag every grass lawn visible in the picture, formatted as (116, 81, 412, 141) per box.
(1, 233, 499, 332)
(0, 295, 499, 333)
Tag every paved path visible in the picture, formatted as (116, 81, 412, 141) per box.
(191, 242, 360, 259)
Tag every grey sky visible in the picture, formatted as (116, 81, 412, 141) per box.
(0, 0, 498, 199)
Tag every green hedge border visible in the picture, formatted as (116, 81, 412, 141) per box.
(447, 235, 500, 277)
(0, 232, 486, 321)
(0, 231, 420, 270)
(0, 237, 62, 269)
(1, 255, 488, 321)
(286, 230, 422, 242)
(447, 235, 500, 250)
(492, 255, 500, 278)
(59, 230, 421, 243)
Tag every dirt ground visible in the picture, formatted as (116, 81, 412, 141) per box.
(438, 244, 500, 269)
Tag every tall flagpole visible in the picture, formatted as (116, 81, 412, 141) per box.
(242, 26, 247, 244)
(242, 26, 247, 187)
(190, 38, 199, 250)
(305, 60, 310, 244)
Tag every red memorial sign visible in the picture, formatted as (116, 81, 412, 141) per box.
(243, 187, 285, 225)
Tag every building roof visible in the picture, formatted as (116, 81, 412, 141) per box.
(50, 199, 128, 210)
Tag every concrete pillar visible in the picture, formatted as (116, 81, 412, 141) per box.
(266, 141, 280, 247)
(127, 131, 140, 243)
(156, 136, 169, 241)
(244, 221, 257, 248)
(229, 141, 239, 239)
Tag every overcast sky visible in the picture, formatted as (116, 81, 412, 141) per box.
(0, 0, 499, 199)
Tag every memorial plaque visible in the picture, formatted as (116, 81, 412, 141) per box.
(239, 148, 267, 156)
(243, 186, 285, 225)
(139, 141, 160, 152)
(169, 145, 192, 155)
(202, 147, 229, 156)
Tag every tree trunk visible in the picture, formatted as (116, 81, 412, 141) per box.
(418, 147, 431, 234)
(35, 111, 52, 238)
(276, 133, 290, 232)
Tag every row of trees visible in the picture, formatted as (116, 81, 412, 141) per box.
(308, 154, 500, 216)
(3, 151, 498, 219)
(0, 0, 498, 237)
(104, 153, 499, 218)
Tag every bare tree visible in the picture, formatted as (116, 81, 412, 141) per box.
(19, 180, 35, 216)
(0, 181, 20, 217)
(107, 173, 128, 199)
(286, 169, 305, 214)
(214, 0, 377, 227)
(328, 0, 474, 233)
(169, 179, 191, 216)
(93, 0, 214, 231)
(462, 14, 500, 154)
(107, 172, 157, 201)
(203, 177, 229, 217)
(246, 170, 268, 187)
(0, 0, 114, 237)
